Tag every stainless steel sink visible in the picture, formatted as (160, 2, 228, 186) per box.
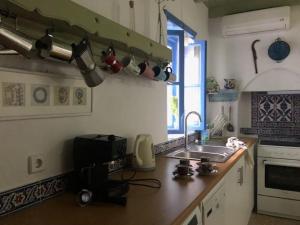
(165, 144, 235, 163)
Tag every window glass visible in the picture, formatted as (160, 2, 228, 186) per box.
(184, 87, 201, 127)
(185, 45, 201, 86)
(266, 165, 300, 192)
(167, 85, 180, 130)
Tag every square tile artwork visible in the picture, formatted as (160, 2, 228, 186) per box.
(54, 86, 70, 106)
(73, 87, 87, 105)
(2, 82, 25, 106)
(31, 84, 50, 106)
(243, 92, 300, 136)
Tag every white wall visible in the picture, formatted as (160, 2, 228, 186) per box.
(207, 5, 300, 136)
(162, 0, 209, 40)
(0, 0, 208, 192)
(71, 0, 209, 42)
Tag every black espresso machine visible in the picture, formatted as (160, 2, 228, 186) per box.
(73, 134, 129, 206)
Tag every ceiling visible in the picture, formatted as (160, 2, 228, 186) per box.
(201, 0, 300, 18)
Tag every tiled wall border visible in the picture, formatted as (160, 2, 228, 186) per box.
(0, 174, 68, 217)
(240, 127, 300, 136)
(0, 133, 199, 217)
(154, 133, 199, 155)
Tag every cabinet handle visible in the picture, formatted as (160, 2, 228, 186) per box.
(237, 166, 243, 186)
(207, 208, 213, 218)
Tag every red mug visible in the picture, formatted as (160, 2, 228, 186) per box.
(102, 47, 123, 73)
(103, 47, 116, 65)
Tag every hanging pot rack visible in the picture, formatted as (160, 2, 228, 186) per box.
(0, 0, 171, 64)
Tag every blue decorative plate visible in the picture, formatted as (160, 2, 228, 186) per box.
(268, 38, 290, 62)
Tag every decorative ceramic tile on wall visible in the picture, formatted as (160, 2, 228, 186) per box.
(73, 87, 87, 105)
(241, 92, 300, 137)
(0, 174, 68, 217)
(0, 70, 92, 120)
(240, 128, 257, 135)
(54, 86, 70, 106)
(253, 94, 293, 124)
(154, 133, 199, 155)
(0, 183, 39, 216)
(39, 176, 67, 201)
(31, 84, 50, 106)
(2, 82, 25, 106)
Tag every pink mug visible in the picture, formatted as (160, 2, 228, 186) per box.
(138, 61, 155, 80)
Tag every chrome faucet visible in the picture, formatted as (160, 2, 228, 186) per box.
(185, 111, 202, 150)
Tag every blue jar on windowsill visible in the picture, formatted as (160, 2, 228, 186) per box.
(201, 125, 210, 142)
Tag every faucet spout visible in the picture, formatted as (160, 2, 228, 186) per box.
(185, 111, 202, 150)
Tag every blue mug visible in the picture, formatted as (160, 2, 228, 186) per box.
(164, 67, 176, 82)
(153, 66, 167, 81)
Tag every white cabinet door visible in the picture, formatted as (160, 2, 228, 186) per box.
(202, 182, 225, 225)
(243, 146, 255, 223)
(224, 155, 246, 225)
(224, 148, 255, 225)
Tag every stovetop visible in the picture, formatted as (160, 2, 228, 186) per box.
(259, 137, 300, 147)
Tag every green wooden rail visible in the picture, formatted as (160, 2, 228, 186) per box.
(0, 0, 171, 63)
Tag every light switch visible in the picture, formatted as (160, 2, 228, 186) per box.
(28, 154, 45, 174)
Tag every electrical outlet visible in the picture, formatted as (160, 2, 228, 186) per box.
(28, 154, 45, 174)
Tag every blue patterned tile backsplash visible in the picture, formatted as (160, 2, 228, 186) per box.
(0, 174, 68, 217)
(241, 92, 300, 137)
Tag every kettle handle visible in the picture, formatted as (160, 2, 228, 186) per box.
(134, 136, 145, 167)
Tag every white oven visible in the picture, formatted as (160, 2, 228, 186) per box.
(257, 144, 300, 220)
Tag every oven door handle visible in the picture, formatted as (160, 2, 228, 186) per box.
(263, 160, 300, 168)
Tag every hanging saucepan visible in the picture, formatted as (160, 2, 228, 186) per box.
(268, 38, 290, 63)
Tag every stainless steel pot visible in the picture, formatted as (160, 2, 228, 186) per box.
(36, 34, 73, 61)
(0, 26, 34, 57)
(49, 43, 72, 61)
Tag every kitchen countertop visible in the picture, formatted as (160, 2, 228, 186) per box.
(0, 138, 256, 225)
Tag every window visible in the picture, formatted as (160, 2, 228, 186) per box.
(167, 30, 184, 132)
(166, 12, 206, 135)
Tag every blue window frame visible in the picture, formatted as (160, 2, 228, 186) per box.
(166, 12, 207, 135)
(167, 30, 184, 133)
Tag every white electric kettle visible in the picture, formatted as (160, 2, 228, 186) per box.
(133, 134, 155, 171)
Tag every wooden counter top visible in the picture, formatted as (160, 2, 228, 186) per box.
(0, 138, 256, 225)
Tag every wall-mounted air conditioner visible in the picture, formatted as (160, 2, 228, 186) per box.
(222, 6, 290, 37)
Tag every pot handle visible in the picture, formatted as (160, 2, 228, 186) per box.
(134, 136, 145, 166)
